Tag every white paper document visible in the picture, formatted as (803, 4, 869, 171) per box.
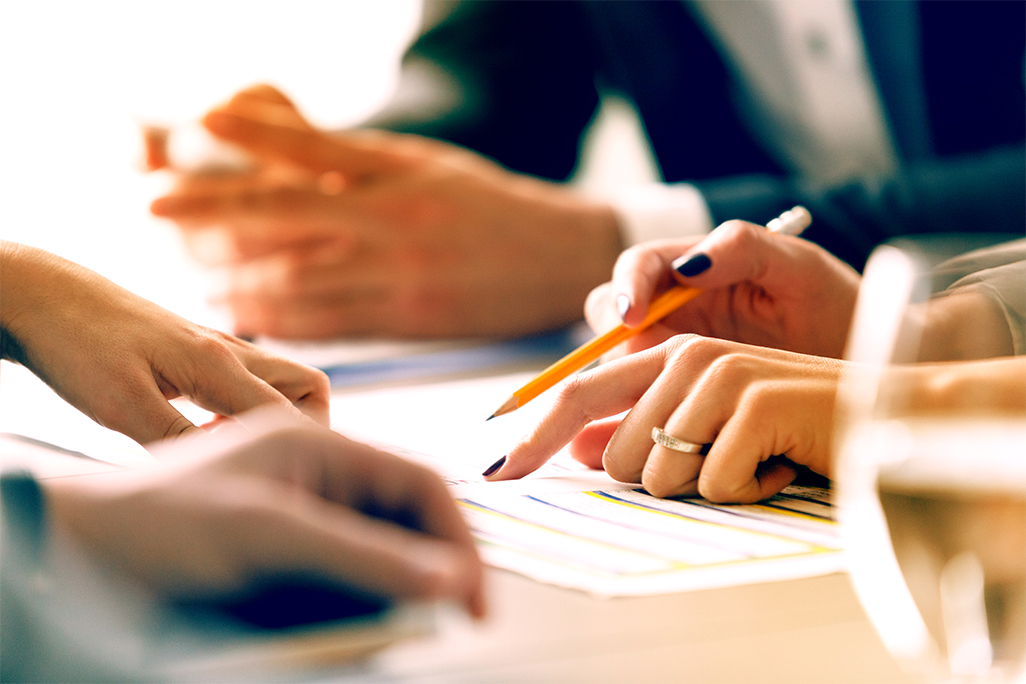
(452, 478, 842, 597)
(330, 371, 844, 597)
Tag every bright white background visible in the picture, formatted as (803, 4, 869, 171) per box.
(0, 0, 656, 326)
(1, 0, 422, 325)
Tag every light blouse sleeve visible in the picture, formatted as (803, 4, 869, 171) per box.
(933, 239, 1026, 356)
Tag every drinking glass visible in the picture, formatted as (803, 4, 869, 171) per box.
(835, 241, 1025, 683)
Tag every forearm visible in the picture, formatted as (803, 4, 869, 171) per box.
(916, 291, 1016, 362)
(0, 241, 80, 366)
(883, 357, 1026, 416)
(0, 241, 30, 363)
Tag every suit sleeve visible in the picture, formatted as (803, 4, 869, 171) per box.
(364, 0, 603, 182)
(694, 145, 1026, 271)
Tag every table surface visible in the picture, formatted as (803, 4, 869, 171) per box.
(0, 356, 915, 683)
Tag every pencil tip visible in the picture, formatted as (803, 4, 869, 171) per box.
(488, 395, 520, 421)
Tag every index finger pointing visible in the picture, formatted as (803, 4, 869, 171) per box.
(492, 345, 673, 480)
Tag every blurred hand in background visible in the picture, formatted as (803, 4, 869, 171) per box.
(147, 85, 622, 340)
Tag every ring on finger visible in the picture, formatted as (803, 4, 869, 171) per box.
(651, 426, 710, 455)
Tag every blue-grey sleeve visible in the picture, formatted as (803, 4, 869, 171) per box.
(363, 0, 602, 182)
(1, 472, 142, 683)
(695, 146, 1026, 272)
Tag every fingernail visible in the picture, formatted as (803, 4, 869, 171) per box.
(482, 455, 506, 478)
(673, 252, 712, 277)
(616, 294, 631, 322)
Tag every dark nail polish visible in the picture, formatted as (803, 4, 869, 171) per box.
(673, 252, 712, 278)
(482, 455, 506, 478)
(616, 294, 631, 322)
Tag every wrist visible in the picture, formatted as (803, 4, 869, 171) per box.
(513, 174, 624, 280)
(577, 199, 624, 278)
(0, 241, 47, 332)
(1, 241, 31, 362)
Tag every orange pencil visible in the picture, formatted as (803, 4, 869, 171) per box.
(487, 206, 811, 420)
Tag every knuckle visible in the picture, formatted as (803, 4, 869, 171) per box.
(552, 375, 602, 427)
(191, 330, 238, 363)
(736, 381, 781, 429)
(721, 219, 757, 244)
(663, 332, 699, 357)
(665, 334, 725, 369)
(554, 374, 589, 410)
(702, 352, 749, 385)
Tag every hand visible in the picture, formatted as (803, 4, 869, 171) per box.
(587, 220, 862, 359)
(45, 419, 485, 617)
(149, 85, 623, 339)
(0, 241, 330, 443)
(490, 335, 846, 504)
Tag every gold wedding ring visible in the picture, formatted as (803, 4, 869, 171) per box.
(651, 427, 710, 455)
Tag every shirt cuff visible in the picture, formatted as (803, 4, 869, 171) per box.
(609, 183, 715, 246)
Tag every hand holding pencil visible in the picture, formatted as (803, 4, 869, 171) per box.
(488, 207, 816, 420)
(485, 208, 866, 481)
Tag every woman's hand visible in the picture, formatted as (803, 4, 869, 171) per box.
(0, 241, 330, 443)
(490, 335, 846, 504)
(587, 219, 862, 359)
(45, 419, 485, 617)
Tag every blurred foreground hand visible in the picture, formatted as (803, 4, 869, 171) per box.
(46, 415, 485, 616)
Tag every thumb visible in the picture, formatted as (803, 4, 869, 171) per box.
(108, 384, 203, 445)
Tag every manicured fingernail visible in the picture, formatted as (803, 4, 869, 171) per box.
(673, 252, 712, 277)
(616, 294, 632, 322)
(482, 455, 506, 478)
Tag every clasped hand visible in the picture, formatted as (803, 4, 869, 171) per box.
(148, 85, 621, 339)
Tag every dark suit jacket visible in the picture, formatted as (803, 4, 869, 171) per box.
(369, 0, 1025, 270)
